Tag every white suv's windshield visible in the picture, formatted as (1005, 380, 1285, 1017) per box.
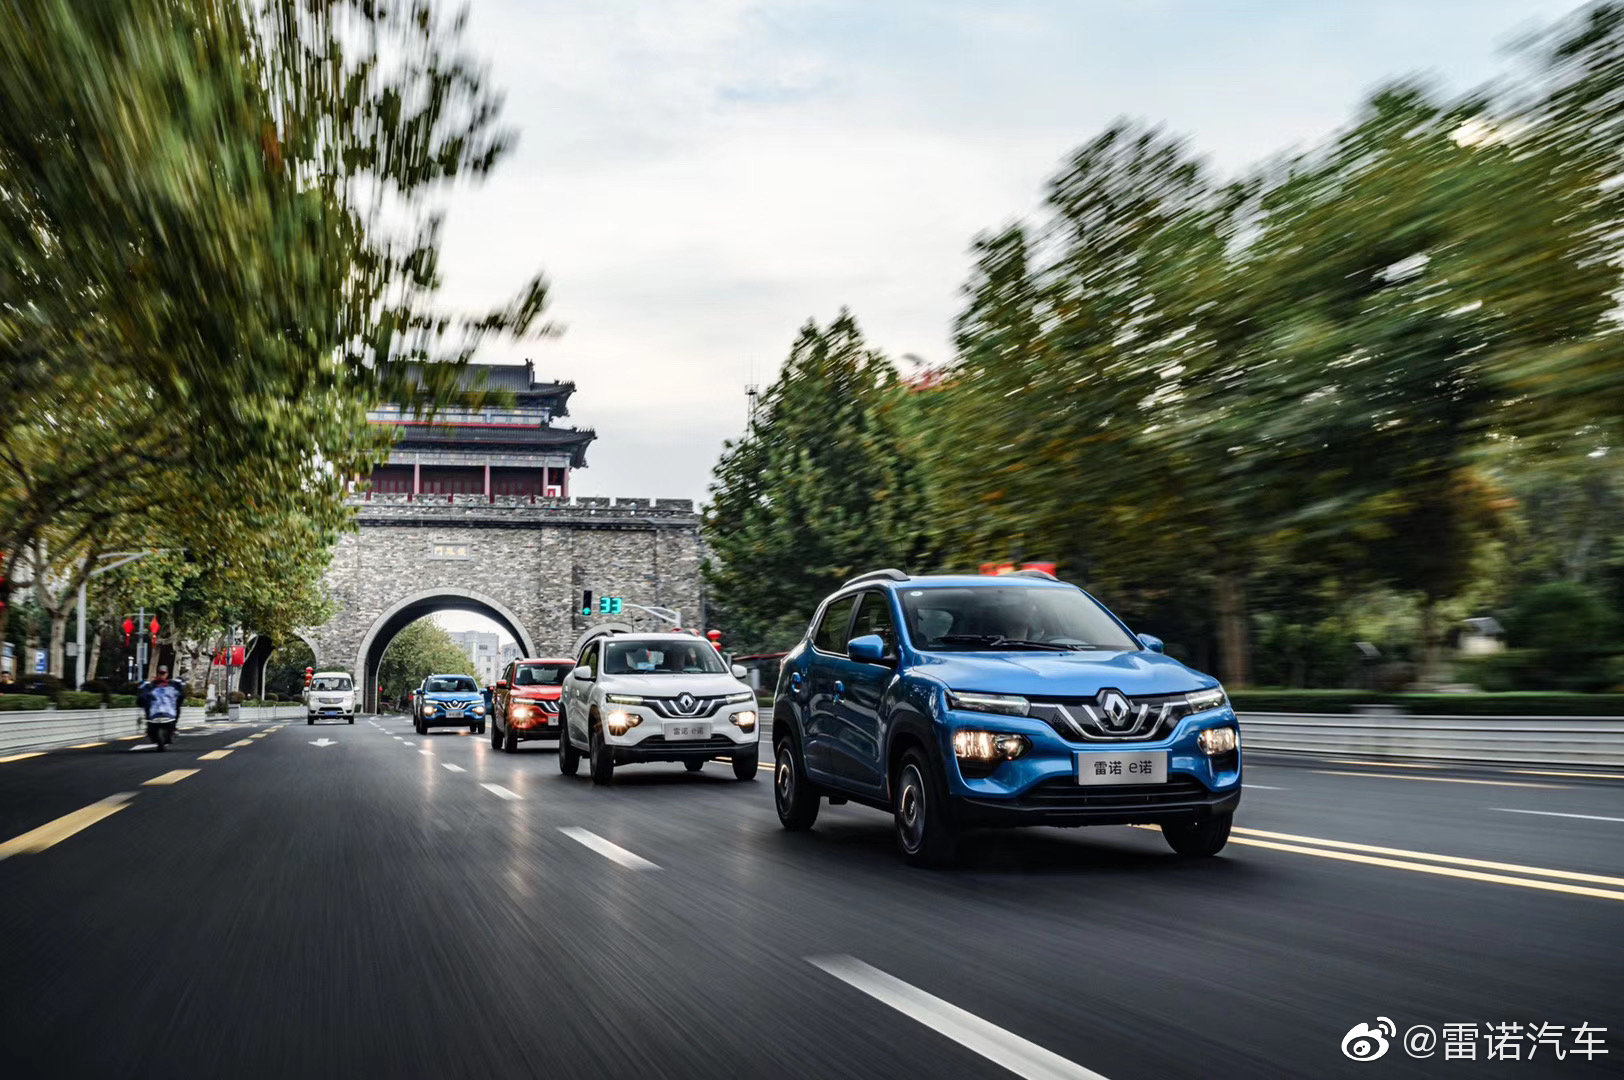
(604, 640, 726, 675)
(900, 585, 1138, 651)
(312, 676, 352, 691)
(425, 676, 478, 693)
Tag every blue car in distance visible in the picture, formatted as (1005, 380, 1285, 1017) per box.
(414, 673, 487, 735)
(771, 569, 1241, 865)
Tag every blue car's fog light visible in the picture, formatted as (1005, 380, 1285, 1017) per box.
(954, 730, 1030, 762)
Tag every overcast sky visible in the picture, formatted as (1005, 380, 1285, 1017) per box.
(434, 0, 1574, 508)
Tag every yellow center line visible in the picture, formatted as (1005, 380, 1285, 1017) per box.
(0, 751, 45, 764)
(68, 741, 106, 749)
(143, 769, 199, 786)
(116, 734, 145, 741)
(0, 793, 138, 859)
(1231, 827, 1624, 887)
(198, 749, 233, 760)
(1228, 836, 1624, 903)
(1311, 770, 1562, 789)
(226, 739, 254, 748)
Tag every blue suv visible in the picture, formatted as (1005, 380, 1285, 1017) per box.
(771, 569, 1241, 865)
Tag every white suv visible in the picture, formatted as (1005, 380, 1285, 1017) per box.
(560, 632, 760, 784)
(306, 671, 356, 725)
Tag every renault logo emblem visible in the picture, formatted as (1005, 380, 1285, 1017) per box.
(1096, 689, 1132, 729)
(678, 693, 696, 713)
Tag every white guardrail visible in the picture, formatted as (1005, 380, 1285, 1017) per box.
(0, 704, 308, 755)
(1238, 711, 1624, 770)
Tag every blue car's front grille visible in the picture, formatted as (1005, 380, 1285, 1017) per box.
(1026, 692, 1192, 742)
(1016, 775, 1208, 809)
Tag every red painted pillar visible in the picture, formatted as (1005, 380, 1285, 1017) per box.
(561, 469, 569, 500)
(485, 463, 492, 503)
(411, 461, 421, 502)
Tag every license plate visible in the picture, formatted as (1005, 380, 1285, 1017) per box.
(664, 722, 711, 741)
(1077, 751, 1167, 785)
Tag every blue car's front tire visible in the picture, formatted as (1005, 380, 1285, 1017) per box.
(895, 747, 959, 867)
(1162, 811, 1232, 856)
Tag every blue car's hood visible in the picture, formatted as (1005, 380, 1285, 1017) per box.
(912, 648, 1214, 697)
(423, 691, 482, 702)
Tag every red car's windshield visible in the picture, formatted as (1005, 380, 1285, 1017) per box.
(513, 663, 571, 687)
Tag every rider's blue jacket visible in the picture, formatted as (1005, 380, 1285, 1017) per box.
(138, 678, 185, 720)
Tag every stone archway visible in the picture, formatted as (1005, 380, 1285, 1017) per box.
(354, 587, 536, 713)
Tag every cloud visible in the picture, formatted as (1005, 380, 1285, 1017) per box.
(435, 0, 1578, 503)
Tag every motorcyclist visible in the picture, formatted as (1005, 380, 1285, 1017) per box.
(137, 665, 186, 749)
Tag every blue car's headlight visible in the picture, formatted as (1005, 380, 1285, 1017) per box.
(1186, 687, 1228, 712)
(946, 690, 1030, 717)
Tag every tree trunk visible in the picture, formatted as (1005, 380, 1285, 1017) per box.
(87, 630, 102, 683)
(1214, 572, 1250, 688)
(1417, 597, 1444, 689)
(48, 612, 67, 678)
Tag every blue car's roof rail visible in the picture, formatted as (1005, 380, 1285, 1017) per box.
(841, 568, 910, 588)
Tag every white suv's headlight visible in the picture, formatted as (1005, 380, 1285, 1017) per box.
(1186, 687, 1227, 712)
(946, 690, 1030, 717)
(731, 710, 757, 731)
(606, 694, 645, 706)
(725, 691, 755, 704)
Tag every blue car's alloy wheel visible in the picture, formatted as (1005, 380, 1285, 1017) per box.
(894, 748, 959, 866)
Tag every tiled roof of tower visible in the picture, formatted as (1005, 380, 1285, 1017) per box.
(406, 360, 577, 416)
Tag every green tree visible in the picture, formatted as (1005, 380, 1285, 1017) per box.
(377, 620, 479, 707)
(0, 0, 552, 645)
(705, 312, 928, 651)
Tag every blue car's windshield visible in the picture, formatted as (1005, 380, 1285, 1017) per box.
(899, 585, 1138, 651)
(425, 676, 478, 694)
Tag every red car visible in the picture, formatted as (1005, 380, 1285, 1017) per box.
(490, 657, 575, 752)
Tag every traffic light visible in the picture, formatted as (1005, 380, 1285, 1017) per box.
(580, 590, 593, 617)
(598, 595, 623, 615)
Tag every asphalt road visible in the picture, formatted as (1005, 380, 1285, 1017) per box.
(0, 715, 1619, 1079)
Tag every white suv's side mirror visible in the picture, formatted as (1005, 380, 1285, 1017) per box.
(571, 665, 593, 681)
(731, 664, 748, 680)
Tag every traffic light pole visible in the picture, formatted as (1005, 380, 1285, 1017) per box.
(75, 551, 163, 688)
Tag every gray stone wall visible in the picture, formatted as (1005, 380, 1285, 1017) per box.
(306, 496, 704, 682)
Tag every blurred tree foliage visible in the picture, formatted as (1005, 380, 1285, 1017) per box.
(706, 3, 1624, 687)
(376, 619, 479, 707)
(0, 0, 549, 669)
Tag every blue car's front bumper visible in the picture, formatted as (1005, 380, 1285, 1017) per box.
(939, 707, 1242, 827)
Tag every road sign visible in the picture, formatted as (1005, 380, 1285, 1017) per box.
(309, 738, 335, 748)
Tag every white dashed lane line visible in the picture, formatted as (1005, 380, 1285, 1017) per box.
(808, 955, 1110, 1080)
(481, 783, 521, 801)
(1493, 808, 1624, 824)
(558, 827, 659, 870)
(441, 763, 465, 773)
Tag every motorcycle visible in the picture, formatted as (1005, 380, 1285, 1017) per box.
(138, 674, 185, 751)
(145, 714, 177, 750)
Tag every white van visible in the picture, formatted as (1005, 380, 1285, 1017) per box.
(307, 671, 356, 725)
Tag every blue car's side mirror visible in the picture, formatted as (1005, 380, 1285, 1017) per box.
(847, 634, 890, 665)
(1137, 633, 1165, 654)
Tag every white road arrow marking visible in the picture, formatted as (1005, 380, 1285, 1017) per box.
(309, 738, 336, 748)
